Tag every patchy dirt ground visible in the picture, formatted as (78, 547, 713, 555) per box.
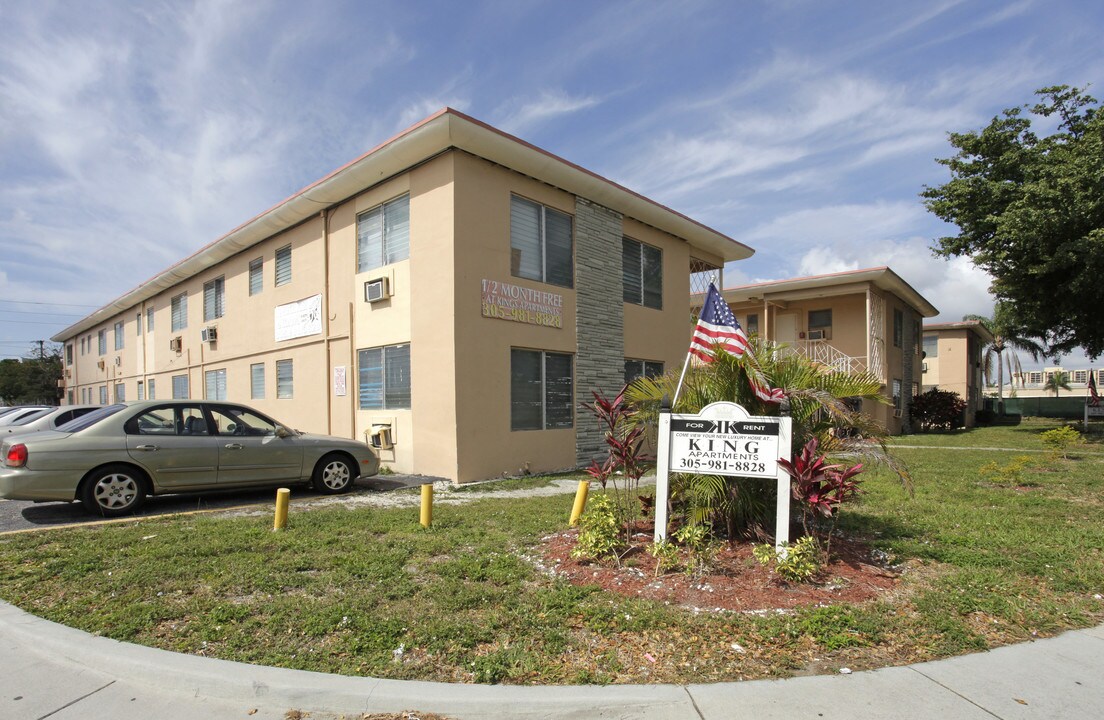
(539, 524, 900, 613)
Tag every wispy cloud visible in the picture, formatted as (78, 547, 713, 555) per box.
(494, 90, 604, 135)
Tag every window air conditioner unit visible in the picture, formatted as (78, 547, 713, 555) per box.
(922, 362, 928, 372)
(169, 337, 182, 352)
(96, 360, 105, 370)
(364, 277, 390, 303)
(201, 326, 218, 343)
(369, 423, 393, 450)
(893, 409, 903, 418)
(65, 369, 71, 378)
(807, 330, 825, 340)
(114, 356, 122, 366)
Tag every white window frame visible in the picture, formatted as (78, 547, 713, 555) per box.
(357, 344, 411, 410)
(171, 293, 188, 332)
(509, 195, 573, 288)
(250, 363, 265, 399)
(205, 368, 227, 401)
(203, 276, 225, 322)
(276, 359, 293, 399)
(357, 194, 411, 272)
(249, 257, 263, 296)
(275, 245, 292, 286)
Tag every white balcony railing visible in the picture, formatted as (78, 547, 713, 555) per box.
(793, 339, 866, 375)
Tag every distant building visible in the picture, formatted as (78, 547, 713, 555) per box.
(713, 267, 938, 434)
(921, 320, 993, 427)
(1008, 367, 1104, 398)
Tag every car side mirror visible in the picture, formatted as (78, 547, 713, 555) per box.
(275, 426, 292, 438)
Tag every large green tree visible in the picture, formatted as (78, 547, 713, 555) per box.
(923, 85, 1104, 358)
(0, 345, 62, 404)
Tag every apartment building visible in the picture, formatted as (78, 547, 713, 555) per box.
(1009, 367, 1104, 398)
(715, 267, 938, 434)
(54, 109, 752, 482)
(921, 320, 993, 426)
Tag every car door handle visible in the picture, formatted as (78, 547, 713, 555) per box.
(134, 444, 159, 451)
(224, 443, 243, 450)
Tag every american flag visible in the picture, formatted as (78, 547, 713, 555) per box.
(689, 283, 749, 362)
(689, 283, 784, 404)
(1089, 369, 1100, 407)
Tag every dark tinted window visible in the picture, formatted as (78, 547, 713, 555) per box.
(58, 404, 126, 433)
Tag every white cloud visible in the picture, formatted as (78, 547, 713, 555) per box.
(495, 90, 604, 135)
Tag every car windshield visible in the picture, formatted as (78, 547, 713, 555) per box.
(57, 404, 126, 433)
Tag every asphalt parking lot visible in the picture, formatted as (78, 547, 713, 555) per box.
(0, 474, 430, 534)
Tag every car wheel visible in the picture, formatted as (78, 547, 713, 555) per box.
(312, 454, 356, 494)
(81, 464, 147, 517)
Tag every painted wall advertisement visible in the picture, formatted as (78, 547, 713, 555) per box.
(481, 279, 563, 328)
(275, 294, 322, 342)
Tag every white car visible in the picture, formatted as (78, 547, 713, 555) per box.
(2, 405, 102, 435)
(0, 407, 52, 427)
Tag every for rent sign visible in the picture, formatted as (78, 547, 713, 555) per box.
(655, 401, 793, 550)
(669, 417, 782, 478)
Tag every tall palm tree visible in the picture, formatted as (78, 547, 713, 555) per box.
(964, 303, 1045, 415)
(1043, 371, 1072, 397)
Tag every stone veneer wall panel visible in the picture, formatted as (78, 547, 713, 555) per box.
(574, 198, 624, 467)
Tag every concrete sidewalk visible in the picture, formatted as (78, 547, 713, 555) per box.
(1, 601, 1102, 720)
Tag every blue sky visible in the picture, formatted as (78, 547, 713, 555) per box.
(1, 0, 1101, 368)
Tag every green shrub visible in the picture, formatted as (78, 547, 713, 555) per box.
(673, 522, 718, 577)
(1040, 425, 1084, 459)
(571, 494, 621, 562)
(753, 536, 822, 583)
(911, 388, 968, 431)
(646, 539, 679, 577)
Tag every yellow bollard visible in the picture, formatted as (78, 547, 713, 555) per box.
(420, 483, 433, 528)
(569, 480, 590, 526)
(273, 487, 290, 531)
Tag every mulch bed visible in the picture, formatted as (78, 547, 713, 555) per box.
(540, 523, 899, 612)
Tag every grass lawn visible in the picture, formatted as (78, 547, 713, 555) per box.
(1, 419, 1102, 684)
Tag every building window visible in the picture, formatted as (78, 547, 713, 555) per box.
(136, 312, 143, 336)
(510, 196, 573, 288)
(137, 381, 144, 401)
(171, 293, 188, 331)
(913, 320, 922, 354)
(66, 344, 73, 365)
(511, 349, 573, 430)
(80, 337, 85, 356)
(922, 334, 938, 358)
(205, 369, 227, 400)
(148, 378, 156, 400)
(172, 374, 189, 399)
(622, 237, 662, 309)
(276, 359, 293, 399)
(1028, 371, 1043, 385)
(250, 363, 265, 399)
(115, 383, 125, 402)
(892, 379, 902, 411)
(358, 344, 411, 410)
(357, 194, 410, 272)
(203, 277, 225, 321)
(249, 258, 263, 296)
(1072, 370, 1088, 384)
(99, 386, 107, 404)
(893, 308, 904, 348)
(808, 309, 832, 339)
(912, 381, 920, 399)
(97, 329, 107, 356)
(146, 306, 155, 332)
(746, 314, 759, 335)
(114, 321, 124, 350)
(67, 390, 74, 404)
(624, 359, 664, 385)
(275, 245, 292, 286)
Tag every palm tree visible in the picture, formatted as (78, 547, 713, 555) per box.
(964, 304, 1045, 415)
(1044, 371, 1071, 397)
(625, 336, 909, 540)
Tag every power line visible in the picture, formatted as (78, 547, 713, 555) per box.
(0, 299, 101, 308)
(0, 310, 84, 318)
(0, 319, 72, 325)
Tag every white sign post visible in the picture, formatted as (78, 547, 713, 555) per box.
(654, 400, 793, 552)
